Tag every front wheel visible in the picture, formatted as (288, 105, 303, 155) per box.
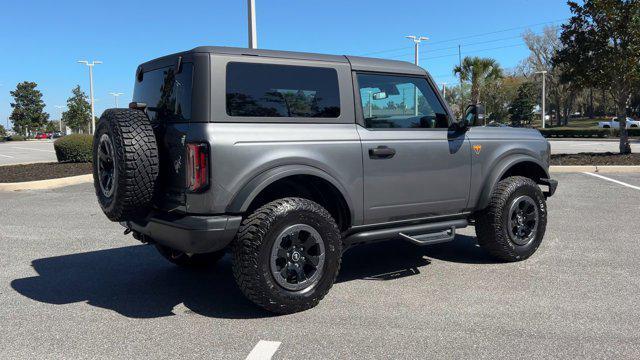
(232, 198, 342, 314)
(475, 176, 547, 262)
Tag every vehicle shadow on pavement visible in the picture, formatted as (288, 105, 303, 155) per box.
(11, 235, 496, 319)
(423, 234, 499, 265)
(10, 244, 274, 320)
(337, 234, 498, 283)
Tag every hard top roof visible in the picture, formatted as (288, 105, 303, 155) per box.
(140, 46, 427, 76)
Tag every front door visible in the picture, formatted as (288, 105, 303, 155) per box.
(355, 72, 471, 224)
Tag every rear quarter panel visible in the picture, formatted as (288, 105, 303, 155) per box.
(202, 123, 364, 225)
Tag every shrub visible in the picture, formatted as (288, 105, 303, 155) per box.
(538, 128, 610, 138)
(612, 128, 640, 137)
(7, 135, 26, 141)
(54, 134, 93, 163)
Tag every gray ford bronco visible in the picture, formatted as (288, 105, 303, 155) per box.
(93, 46, 557, 314)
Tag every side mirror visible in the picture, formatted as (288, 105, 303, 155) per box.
(449, 120, 469, 133)
(464, 104, 486, 127)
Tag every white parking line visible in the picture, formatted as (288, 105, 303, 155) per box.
(583, 172, 640, 191)
(0, 154, 15, 158)
(245, 340, 282, 360)
(11, 147, 55, 153)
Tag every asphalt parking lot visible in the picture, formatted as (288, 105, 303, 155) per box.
(1, 172, 639, 359)
(0, 140, 57, 165)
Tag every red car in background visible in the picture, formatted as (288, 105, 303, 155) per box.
(34, 133, 48, 140)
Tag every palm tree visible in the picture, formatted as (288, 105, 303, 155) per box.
(453, 57, 504, 105)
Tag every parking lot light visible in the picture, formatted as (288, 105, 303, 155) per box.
(536, 70, 548, 129)
(405, 35, 429, 116)
(109, 92, 124, 108)
(77, 60, 102, 134)
(54, 105, 66, 132)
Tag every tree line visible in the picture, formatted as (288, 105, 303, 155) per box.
(4, 1, 638, 153)
(445, 0, 640, 154)
(8, 82, 93, 136)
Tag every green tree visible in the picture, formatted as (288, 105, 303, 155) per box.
(554, 0, 640, 154)
(0, 124, 6, 137)
(509, 82, 538, 127)
(522, 26, 577, 126)
(453, 57, 503, 106)
(444, 83, 471, 119)
(62, 86, 91, 133)
(45, 121, 58, 133)
(9, 81, 49, 135)
(483, 75, 529, 123)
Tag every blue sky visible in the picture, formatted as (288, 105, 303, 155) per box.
(0, 0, 571, 127)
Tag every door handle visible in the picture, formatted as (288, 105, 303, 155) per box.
(369, 146, 396, 159)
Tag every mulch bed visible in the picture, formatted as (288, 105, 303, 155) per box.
(551, 152, 640, 166)
(0, 162, 92, 183)
(1, 154, 638, 183)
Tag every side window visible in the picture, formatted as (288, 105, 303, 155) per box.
(357, 73, 450, 129)
(132, 63, 193, 123)
(226, 62, 340, 118)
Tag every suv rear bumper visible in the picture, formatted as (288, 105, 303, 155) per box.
(122, 212, 243, 254)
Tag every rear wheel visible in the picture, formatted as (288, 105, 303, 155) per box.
(155, 244, 225, 268)
(475, 176, 547, 262)
(232, 198, 342, 314)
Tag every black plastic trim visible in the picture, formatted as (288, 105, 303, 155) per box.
(125, 212, 242, 254)
(343, 219, 468, 246)
(540, 178, 558, 197)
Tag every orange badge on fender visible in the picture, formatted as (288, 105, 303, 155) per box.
(473, 144, 482, 155)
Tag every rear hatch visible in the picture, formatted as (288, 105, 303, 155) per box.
(132, 60, 195, 212)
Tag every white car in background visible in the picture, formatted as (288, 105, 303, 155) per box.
(598, 117, 640, 129)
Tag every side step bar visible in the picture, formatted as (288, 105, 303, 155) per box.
(399, 226, 456, 246)
(343, 219, 467, 246)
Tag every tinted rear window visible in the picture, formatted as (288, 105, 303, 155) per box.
(132, 63, 193, 122)
(226, 62, 340, 118)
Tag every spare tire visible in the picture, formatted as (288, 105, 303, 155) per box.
(93, 108, 159, 222)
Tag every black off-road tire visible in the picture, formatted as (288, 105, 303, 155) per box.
(232, 198, 342, 314)
(475, 176, 547, 262)
(93, 108, 159, 222)
(155, 244, 225, 268)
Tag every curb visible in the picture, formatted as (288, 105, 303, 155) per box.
(550, 165, 640, 173)
(1, 166, 637, 191)
(0, 174, 92, 191)
(547, 138, 640, 143)
(0, 161, 56, 167)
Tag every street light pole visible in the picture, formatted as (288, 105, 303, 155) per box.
(458, 44, 464, 116)
(109, 92, 124, 108)
(247, 0, 257, 49)
(54, 105, 66, 132)
(536, 71, 548, 129)
(405, 35, 429, 66)
(441, 83, 448, 97)
(405, 35, 429, 116)
(78, 60, 102, 134)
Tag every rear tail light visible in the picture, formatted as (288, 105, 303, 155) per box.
(186, 143, 209, 192)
